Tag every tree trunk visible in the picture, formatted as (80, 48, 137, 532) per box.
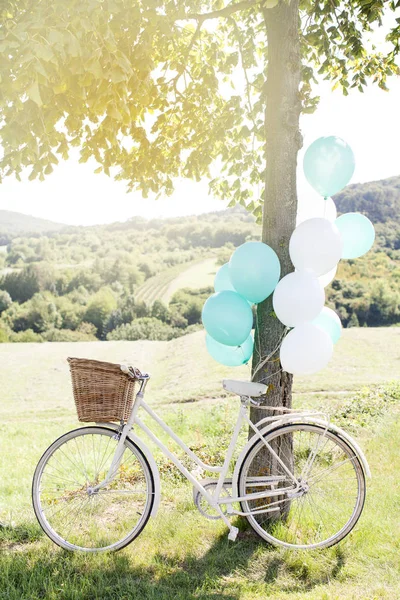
(247, 1, 302, 519)
(251, 0, 302, 419)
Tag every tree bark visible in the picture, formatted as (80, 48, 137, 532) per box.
(250, 0, 302, 417)
(247, 0, 302, 524)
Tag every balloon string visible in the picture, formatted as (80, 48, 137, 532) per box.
(259, 368, 283, 384)
(252, 327, 289, 380)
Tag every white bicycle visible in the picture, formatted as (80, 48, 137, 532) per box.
(32, 363, 370, 552)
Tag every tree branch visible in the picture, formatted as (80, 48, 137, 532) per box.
(169, 21, 203, 96)
(185, 0, 261, 22)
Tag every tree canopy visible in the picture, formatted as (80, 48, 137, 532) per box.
(1, 0, 399, 219)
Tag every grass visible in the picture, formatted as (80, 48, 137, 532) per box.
(0, 328, 399, 598)
(162, 257, 218, 303)
(135, 257, 217, 305)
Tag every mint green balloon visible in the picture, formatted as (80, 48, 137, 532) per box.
(214, 263, 236, 292)
(206, 333, 254, 366)
(229, 242, 281, 304)
(312, 307, 342, 344)
(304, 137, 355, 197)
(202, 291, 253, 346)
(335, 212, 375, 259)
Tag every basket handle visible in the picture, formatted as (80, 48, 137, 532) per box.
(120, 364, 143, 379)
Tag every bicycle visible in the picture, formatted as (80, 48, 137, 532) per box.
(32, 359, 370, 552)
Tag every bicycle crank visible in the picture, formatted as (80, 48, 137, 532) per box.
(193, 479, 232, 520)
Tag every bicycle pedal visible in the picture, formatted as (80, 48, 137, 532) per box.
(228, 526, 239, 542)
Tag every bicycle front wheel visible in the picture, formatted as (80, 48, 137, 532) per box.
(32, 426, 155, 552)
(238, 424, 366, 549)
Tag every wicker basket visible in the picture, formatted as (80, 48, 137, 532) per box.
(68, 357, 140, 423)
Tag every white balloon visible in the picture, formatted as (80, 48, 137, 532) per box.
(280, 323, 333, 375)
(296, 195, 337, 224)
(273, 271, 325, 327)
(289, 218, 343, 276)
(321, 197, 337, 222)
(318, 265, 337, 288)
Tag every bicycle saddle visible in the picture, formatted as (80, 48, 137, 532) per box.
(222, 379, 267, 398)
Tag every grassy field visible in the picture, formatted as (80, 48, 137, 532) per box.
(0, 327, 399, 599)
(135, 257, 218, 305)
(162, 257, 218, 303)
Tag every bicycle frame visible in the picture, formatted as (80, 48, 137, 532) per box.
(92, 374, 333, 529)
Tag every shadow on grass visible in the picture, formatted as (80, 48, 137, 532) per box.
(0, 522, 348, 600)
(0, 520, 43, 545)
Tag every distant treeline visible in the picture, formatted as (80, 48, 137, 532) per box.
(0, 177, 399, 343)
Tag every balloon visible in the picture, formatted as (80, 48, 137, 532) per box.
(323, 197, 337, 222)
(214, 263, 236, 293)
(312, 307, 342, 344)
(206, 333, 254, 366)
(273, 271, 325, 327)
(202, 291, 253, 346)
(229, 241, 281, 304)
(318, 265, 337, 288)
(289, 218, 343, 276)
(296, 194, 337, 225)
(335, 212, 375, 259)
(280, 323, 333, 375)
(303, 136, 355, 197)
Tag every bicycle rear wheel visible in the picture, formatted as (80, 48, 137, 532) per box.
(238, 424, 366, 549)
(32, 426, 155, 552)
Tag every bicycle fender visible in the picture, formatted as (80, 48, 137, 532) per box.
(256, 417, 371, 479)
(231, 419, 371, 497)
(130, 434, 161, 517)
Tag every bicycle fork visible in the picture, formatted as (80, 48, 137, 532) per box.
(89, 389, 145, 494)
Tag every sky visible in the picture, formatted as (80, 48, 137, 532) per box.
(1, 19, 400, 226)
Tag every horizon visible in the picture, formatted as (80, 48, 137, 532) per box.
(1, 75, 399, 227)
(1, 170, 399, 229)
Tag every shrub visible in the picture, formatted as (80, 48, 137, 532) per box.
(9, 329, 43, 343)
(84, 287, 118, 338)
(106, 317, 180, 341)
(0, 290, 12, 314)
(0, 327, 9, 343)
(169, 288, 212, 326)
(334, 381, 400, 431)
(9, 293, 62, 334)
(42, 328, 97, 342)
(1, 266, 40, 303)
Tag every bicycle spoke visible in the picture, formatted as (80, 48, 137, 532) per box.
(239, 424, 364, 549)
(33, 428, 153, 551)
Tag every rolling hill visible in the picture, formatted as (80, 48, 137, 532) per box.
(0, 210, 68, 243)
(0, 175, 399, 343)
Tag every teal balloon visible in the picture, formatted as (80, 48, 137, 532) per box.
(206, 333, 254, 367)
(214, 263, 236, 293)
(312, 307, 342, 344)
(303, 137, 355, 197)
(229, 242, 281, 304)
(202, 291, 253, 346)
(335, 212, 375, 259)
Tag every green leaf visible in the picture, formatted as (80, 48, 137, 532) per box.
(48, 29, 65, 46)
(109, 104, 123, 121)
(110, 68, 127, 84)
(53, 82, 67, 94)
(33, 43, 54, 63)
(27, 81, 42, 106)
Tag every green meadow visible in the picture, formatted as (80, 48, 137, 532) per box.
(0, 327, 399, 599)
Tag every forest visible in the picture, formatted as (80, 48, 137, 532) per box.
(0, 175, 399, 343)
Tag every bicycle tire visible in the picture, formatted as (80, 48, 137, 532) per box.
(237, 423, 366, 549)
(32, 426, 155, 552)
